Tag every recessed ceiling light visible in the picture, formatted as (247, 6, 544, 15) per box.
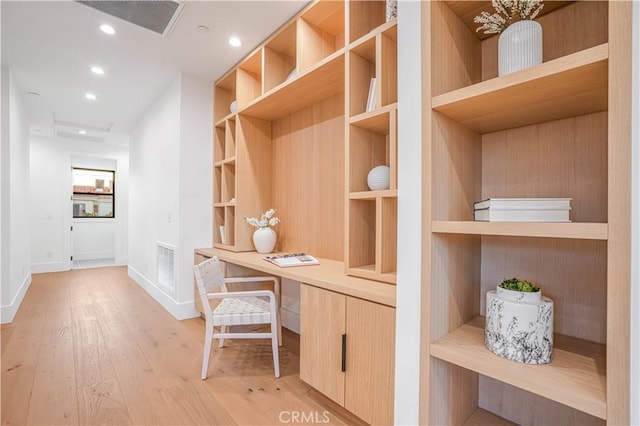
(78, 130, 87, 135)
(34, 128, 41, 133)
(85, 93, 97, 100)
(91, 66, 104, 75)
(228, 36, 242, 47)
(197, 25, 209, 33)
(27, 91, 40, 96)
(100, 24, 116, 35)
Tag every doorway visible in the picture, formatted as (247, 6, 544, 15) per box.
(71, 167, 116, 269)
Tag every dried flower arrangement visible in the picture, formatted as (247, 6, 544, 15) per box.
(474, 0, 544, 35)
(244, 208, 280, 229)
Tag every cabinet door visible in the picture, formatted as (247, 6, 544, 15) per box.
(345, 297, 395, 425)
(300, 284, 346, 405)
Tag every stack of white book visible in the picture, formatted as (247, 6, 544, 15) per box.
(473, 198, 572, 222)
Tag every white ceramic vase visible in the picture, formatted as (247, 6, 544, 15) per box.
(485, 286, 554, 364)
(498, 20, 543, 76)
(253, 227, 277, 254)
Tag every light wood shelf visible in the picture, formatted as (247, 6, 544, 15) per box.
(430, 317, 606, 420)
(214, 156, 236, 167)
(349, 189, 397, 200)
(240, 50, 345, 121)
(431, 221, 608, 241)
(349, 17, 397, 49)
(350, 102, 397, 133)
(431, 43, 608, 133)
(347, 265, 396, 285)
(463, 408, 516, 426)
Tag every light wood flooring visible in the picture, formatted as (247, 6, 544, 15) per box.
(1, 266, 365, 425)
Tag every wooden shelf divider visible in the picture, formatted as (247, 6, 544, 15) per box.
(431, 221, 608, 240)
(432, 43, 609, 133)
(430, 317, 607, 420)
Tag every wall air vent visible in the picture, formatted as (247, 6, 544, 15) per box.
(157, 242, 177, 299)
(77, 1, 185, 37)
(56, 131, 105, 143)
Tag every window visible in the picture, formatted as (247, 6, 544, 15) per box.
(72, 168, 115, 218)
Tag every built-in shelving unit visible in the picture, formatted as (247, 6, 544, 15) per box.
(422, 1, 632, 425)
(345, 11, 398, 283)
(212, 0, 399, 280)
(210, 3, 400, 423)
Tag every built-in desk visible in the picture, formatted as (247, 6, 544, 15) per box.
(194, 248, 396, 425)
(194, 248, 396, 307)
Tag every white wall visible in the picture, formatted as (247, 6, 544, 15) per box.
(30, 137, 129, 273)
(129, 72, 211, 319)
(1, 66, 32, 323)
(394, 2, 423, 424)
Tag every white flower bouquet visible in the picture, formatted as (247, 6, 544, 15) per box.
(244, 208, 280, 229)
(474, 0, 544, 35)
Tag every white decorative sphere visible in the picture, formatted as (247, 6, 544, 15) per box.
(229, 100, 237, 114)
(367, 165, 390, 191)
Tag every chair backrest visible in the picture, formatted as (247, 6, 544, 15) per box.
(193, 256, 226, 319)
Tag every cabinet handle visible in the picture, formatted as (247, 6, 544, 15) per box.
(341, 334, 346, 372)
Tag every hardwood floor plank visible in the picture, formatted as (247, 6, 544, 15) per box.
(70, 304, 133, 425)
(0, 325, 15, 355)
(163, 380, 236, 425)
(26, 306, 78, 425)
(1, 365, 37, 425)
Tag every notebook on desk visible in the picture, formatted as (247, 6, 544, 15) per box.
(263, 253, 320, 268)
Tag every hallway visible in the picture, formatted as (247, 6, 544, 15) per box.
(0, 267, 361, 425)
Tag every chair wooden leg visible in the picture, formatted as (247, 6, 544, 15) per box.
(201, 327, 213, 380)
(271, 319, 280, 378)
(219, 325, 226, 348)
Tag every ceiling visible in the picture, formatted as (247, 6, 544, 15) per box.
(1, 0, 309, 145)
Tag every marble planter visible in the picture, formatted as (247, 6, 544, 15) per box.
(485, 286, 554, 364)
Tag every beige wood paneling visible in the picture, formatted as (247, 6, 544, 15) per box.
(431, 113, 482, 221)
(344, 296, 395, 425)
(430, 0, 482, 96)
(235, 115, 273, 252)
(478, 376, 604, 426)
(482, 112, 608, 223)
(272, 93, 345, 260)
(300, 284, 346, 406)
(606, 1, 633, 423)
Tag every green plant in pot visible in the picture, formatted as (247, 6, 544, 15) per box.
(499, 277, 539, 293)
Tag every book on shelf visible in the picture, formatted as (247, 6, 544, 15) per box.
(365, 77, 376, 112)
(473, 198, 572, 210)
(263, 253, 320, 268)
(474, 208, 571, 222)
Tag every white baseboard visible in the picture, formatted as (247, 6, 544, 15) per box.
(115, 256, 128, 266)
(1, 272, 32, 323)
(128, 265, 199, 320)
(31, 261, 68, 273)
(281, 307, 300, 334)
